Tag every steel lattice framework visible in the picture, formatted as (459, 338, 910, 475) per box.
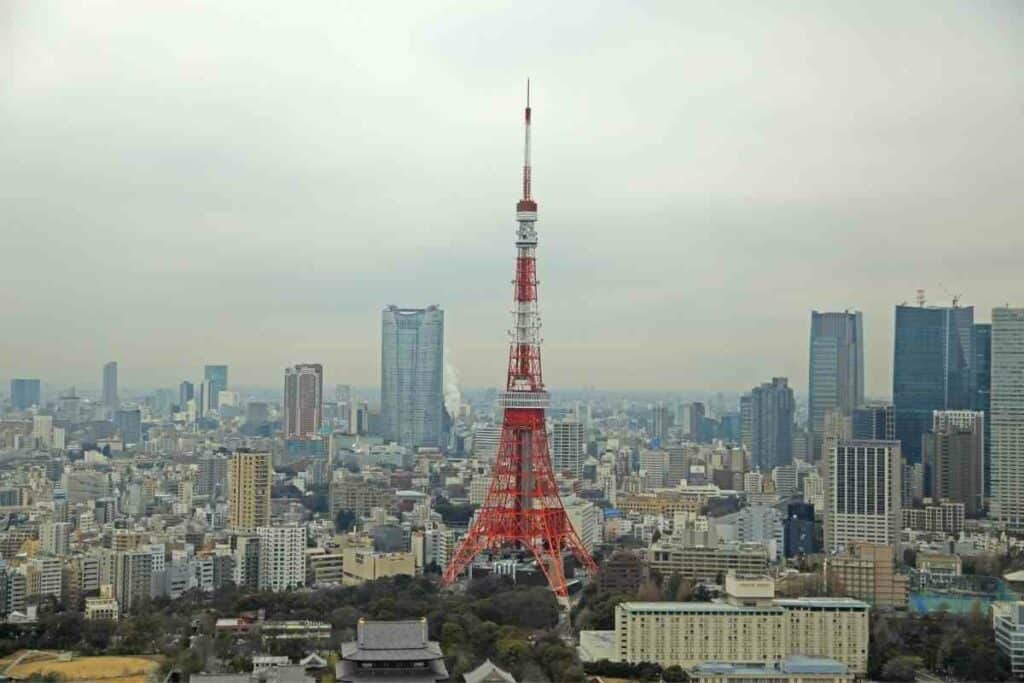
(442, 84, 599, 597)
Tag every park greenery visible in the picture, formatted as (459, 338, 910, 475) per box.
(0, 574, 582, 682)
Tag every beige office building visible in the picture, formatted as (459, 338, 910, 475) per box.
(615, 596, 868, 675)
(341, 548, 415, 586)
(824, 542, 907, 608)
(648, 542, 770, 582)
(228, 452, 272, 531)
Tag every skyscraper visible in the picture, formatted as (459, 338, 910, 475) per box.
(808, 311, 864, 459)
(650, 403, 672, 444)
(688, 402, 706, 442)
(551, 420, 585, 477)
(228, 451, 272, 532)
(825, 440, 902, 551)
(924, 410, 984, 517)
(179, 380, 194, 409)
(747, 377, 795, 471)
(203, 365, 228, 410)
(991, 307, 1024, 528)
(113, 409, 142, 445)
(9, 379, 41, 411)
(380, 305, 444, 449)
(102, 361, 118, 408)
(852, 404, 896, 441)
(973, 323, 992, 496)
(284, 364, 323, 440)
(892, 304, 974, 463)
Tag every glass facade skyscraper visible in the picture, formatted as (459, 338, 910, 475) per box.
(892, 304, 974, 463)
(380, 305, 444, 449)
(808, 311, 864, 459)
(992, 308, 1024, 528)
(973, 323, 992, 496)
(203, 365, 228, 410)
(9, 379, 41, 411)
(102, 361, 118, 408)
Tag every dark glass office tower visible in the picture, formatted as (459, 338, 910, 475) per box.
(808, 311, 865, 459)
(892, 304, 974, 463)
(973, 323, 992, 497)
(852, 404, 895, 440)
(9, 379, 41, 410)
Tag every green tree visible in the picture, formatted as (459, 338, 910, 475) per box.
(663, 664, 687, 681)
(881, 655, 922, 682)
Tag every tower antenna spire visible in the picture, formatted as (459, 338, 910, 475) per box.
(523, 78, 532, 201)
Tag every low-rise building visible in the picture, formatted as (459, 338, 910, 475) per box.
(337, 618, 448, 683)
(993, 601, 1024, 677)
(342, 548, 415, 586)
(84, 595, 119, 621)
(687, 656, 854, 683)
(648, 542, 770, 582)
(824, 542, 907, 608)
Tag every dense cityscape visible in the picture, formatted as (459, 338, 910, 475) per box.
(3, 3, 1023, 683)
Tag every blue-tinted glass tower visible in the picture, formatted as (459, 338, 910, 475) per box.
(892, 304, 974, 463)
(381, 305, 444, 449)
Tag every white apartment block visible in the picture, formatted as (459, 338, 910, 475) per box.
(551, 420, 586, 478)
(563, 495, 602, 552)
(257, 527, 306, 592)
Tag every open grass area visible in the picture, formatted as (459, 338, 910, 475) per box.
(3, 652, 162, 683)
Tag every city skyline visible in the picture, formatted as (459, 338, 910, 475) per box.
(3, 2, 1022, 392)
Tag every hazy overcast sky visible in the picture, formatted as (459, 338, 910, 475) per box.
(2, 1, 1022, 396)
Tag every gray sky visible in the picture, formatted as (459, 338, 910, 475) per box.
(2, 1, 1022, 396)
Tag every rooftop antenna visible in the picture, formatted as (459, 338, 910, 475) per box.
(916, 289, 926, 307)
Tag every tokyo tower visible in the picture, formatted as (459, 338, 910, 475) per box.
(443, 84, 599, 598)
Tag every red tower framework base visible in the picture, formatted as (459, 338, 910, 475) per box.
(444, 410, 598, 597)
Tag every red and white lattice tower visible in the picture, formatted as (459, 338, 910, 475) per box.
(443, 84, 599, 598)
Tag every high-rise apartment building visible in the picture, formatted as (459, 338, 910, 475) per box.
(925, 410, 984, 517)
(203, 365, 228, 410)
(284, 364, 323, 440)
(228, 451, 272, 532)
(892, 304, 974, 463)
(747, 378, 795, 471)
(9, 379, 40, 411)
(992, 308, 1024, 528)
(113, 409, 142, 445)
(113, 550, 154, 612)
(808, 311, 864, 459)
(196, 455, 229, 498)
(102, 361, 118, 408)
(825, 440, 902, 551)
(973, 323, 992, 496)
(551, 420, 585, 477)
(256, 526, 306, 592)
(380, 306, 444, 449)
